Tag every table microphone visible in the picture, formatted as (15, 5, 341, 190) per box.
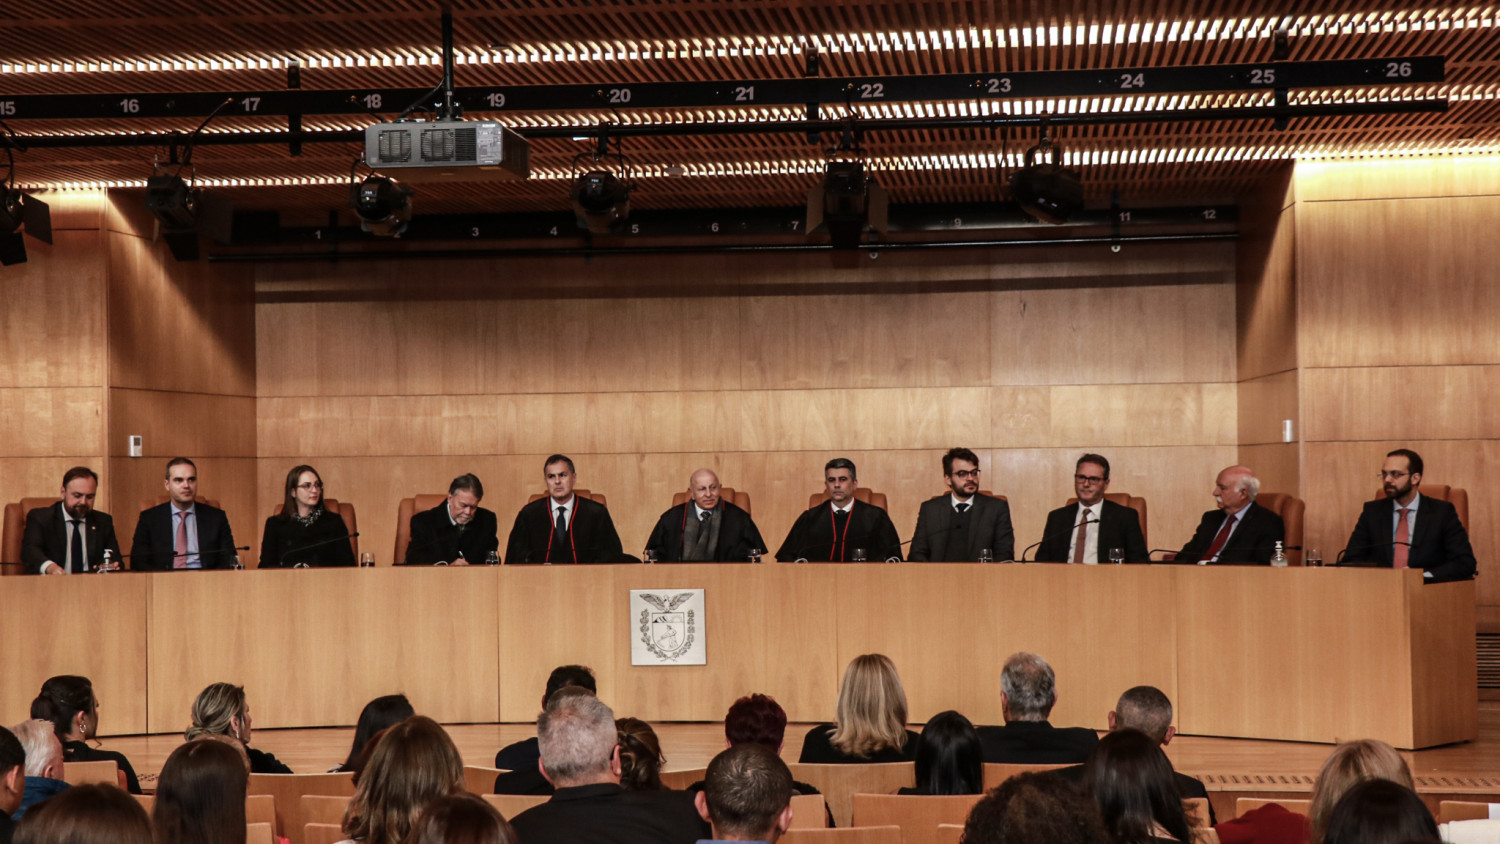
(276, 531, 360, 567)
(1335, 540, 1409, 567)
(1018, 517, 1098, 562)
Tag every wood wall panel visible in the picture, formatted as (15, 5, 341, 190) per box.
(0, 228, 107, 388)
(0, 388, 105, 455)
(1237, 371, 1299, 447)
(738, 388, 991, 453)
(1296, 157, 1500, 202)
(1236, 166, 1297, 383)
(1302, 366, 1500, 443)
(1237, 444, 1300, 511)
(0, 459, 113, 534)
(1043, 384, 1236, 448)
(110, 389, 257, 458)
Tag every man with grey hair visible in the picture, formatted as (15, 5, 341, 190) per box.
(1174, 464, 1284, 564)
(695, 744, 795, 843)
(8, 720, 66, 822)
(977, 653, 1098, 764)
(645, 469, 767, 562)
(509, 694, 708, 844)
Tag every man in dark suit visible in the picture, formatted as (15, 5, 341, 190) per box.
(1341, 448, 1476, 583)
(22, 467, 122, 574)
(1174, 465, 1284, 565)
(978, 652, 1098, 764)
(404, 473, 500, 564)
(129, 457, 238, 570)
(494, 664, 597, 792)
(644, 469, 766, 562)
(1053, 685, 1215, 824)
(909, 447, 1014, 562)
(776, 458, 902, 562)
(505, 454, 624, 564)
(1036, 453, 1148, 564)
(508, 693, 708, 844)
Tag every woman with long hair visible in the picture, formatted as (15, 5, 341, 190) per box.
(338, 716, 463, 844)
(1321, 779, 1438, 844)
(334, 695, 415, 773)
(186, 682, 293, 774)
(616, 717, 666, 791)
(153, 739, 249, 844)
(901, 710, 983, 795)
(799, 653, 918, 763)
(405, 793, 519, 844)
(1082, 729, 1192, 844)
(13, 784, 153, 844)
(260, 464, 355, 567)
(29, 675, 141, 793)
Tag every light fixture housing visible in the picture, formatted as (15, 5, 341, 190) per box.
(1009, 136, 1085, 224)
(0, 185, 52, 267)
(570, 169, 632, 234)
(351, 175, 414, 237)
(807, 159, 888, 249)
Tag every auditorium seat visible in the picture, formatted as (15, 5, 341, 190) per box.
(272, 499, 359, 558)
(1439, 800, 1496, 823)
(936, 824, 964, 844)
(782, 826, 901, 844)
(303, 824, 344, 844)
(787, 763, 914, 829)
(1184, 797, 1210, 827)
(299, 794, 350, 827)
(790, 793, 831, 829)
(1235, 797, 1310, 818)
(1, 496, 55, 574)
(659, 767, 706, 790)
(808, 488, 889, 512)
(851, 793, 983, 844)
(462, 765, 504, 795)
(246, 794, 276, 828)
(482, 793, 549, 819)
(1373, 484, 1469, 533)
(1064, 492, 1149, 549)
(671, 487, 752, 515)
(1256, 493, 1305, 565)
(394, 493, 448, 564)
(248, 822, 274, 844)
(248, 771, 354, 844)
(61, 759, 119, 787)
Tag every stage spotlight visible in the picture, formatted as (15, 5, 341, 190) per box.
(1008, 134, 1084, 224)
(570, 169, 631, 234)
(351, 174, 413, 237)
(0, 185, 52, 267)
(144, 172, 234, 261)
(806, 159, 888, 249)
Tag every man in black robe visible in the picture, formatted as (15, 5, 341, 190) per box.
(505, 454, 624, 564)
(644, 469, 766, 563)
(775, 458, 901, 562)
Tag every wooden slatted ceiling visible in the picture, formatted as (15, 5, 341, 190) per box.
(2, 1, 1497, 213)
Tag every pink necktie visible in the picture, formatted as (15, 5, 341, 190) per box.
(174, 511, 190, 569)
(1393, 507, 1410, 569)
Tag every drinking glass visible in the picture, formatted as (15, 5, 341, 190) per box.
(978, 548, 995, 563)
(359, 552, 375, 568)
(1305, 548, 1323, 567)
(851, 548, 868, 562)
(1109, 547, 1125, 565)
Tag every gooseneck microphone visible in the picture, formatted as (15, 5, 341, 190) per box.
(277, 531, 360, 567)
(1019, 517, 1098, 563)
(1335, 540, 1409, 567)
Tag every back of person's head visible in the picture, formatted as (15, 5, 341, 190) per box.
(14, 783, 153, 844)
(725, 693, 788, 750)
(1112, 686, 1174, 745)
(343, 716, 464, 844)
(537, 693, 618, 787)
(830, 653, 909, 759)
(30, 676, 95, 743)
(962, 771, 1108, 844)
(1000, 652, 1056, 722)
(153, 738, 249, 844)
(699, 744, 794, 842)
(543, 665, 597, 708)
(1309, 739, 1414, 844)
(344, 694, 416, 770)
(913, 710, 983, 795)
(404, 793, 519, 844)
(616, 717, 665, 791)
(9, 720, 61, 779)
(0, 725, 25, 816)
(1321, 779, 1438, 844)
(1082, 728, 1191, 844)
(186, 682, 248, 741)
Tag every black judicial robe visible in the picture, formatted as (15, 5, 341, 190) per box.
(775, 499, 903, 562)
(644, 500, 767, 562)
(504, 496, 624, 564)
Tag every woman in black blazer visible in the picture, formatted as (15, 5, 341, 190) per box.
(259, 464, 355, 567)
(799, 653, 919, 764)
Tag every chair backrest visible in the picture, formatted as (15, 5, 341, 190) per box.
(2, 497, 57, 570)
(394, 493, 449, 564)
(1372, 484, 1469, 533)
(272, 499, 360, 557)
(248, 771, 355, 844)
(670, 487, 753, 516)
(525, 489, 609, 508)
(1193, 829, 1221, 844)
(304, 823, 346, 844)
(133, 794, 155, 814)
(62, 759, 119, 786)
(659, 767, 707, 791)
(300, 794, 351, 827)
(980, 763, 1070, 791)
(852, 793, 984, 844)
(245, 794, 277, 827)
(1440, 801, 1497, 823)
(1257, 492, 1305, 565)
(807, 489, 889, 512)
(1064, 493, 1150, 549)
(1235, 797, 1311, 818)
(1184, 797, 1211, 828)
(139, 495, 222, 512)
(248, 822, 274, 844)
(791, 793, 831, 829)
(788, 763, 915, 829)
(482, 793, 550, 820)
(463, 765, 504, 795)
(936, 824, 964, 844)
(782, 826, 903, 844)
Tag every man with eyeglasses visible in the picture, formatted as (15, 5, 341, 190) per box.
(909, 447, 1015, 562)
(1340, 449, 1475, 583)
(1035, 454, 1147, 564)
(1173, 464, 1283, 565)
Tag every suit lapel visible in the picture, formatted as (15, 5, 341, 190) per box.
(1409, 497, 1433, 556)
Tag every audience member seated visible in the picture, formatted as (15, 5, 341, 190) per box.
(899, 710, 983, 795)
(153, 738, 249, 844)
(333, 695, 414, 773)
(978, 652, 1097, 764)
(494, 685, 598, 797)
(507, 693, 708, 844)
(1321, 779, 1439, 844)
(186, 683, 292, 774)
(799, 653, 918, 764)
(259, 464, 355, 567)
(7, 722, 65, 823)
(495, 665, 597, 771)
(1055, 685, 1213, 823)
(694, 744, 795, 843)
(338, 716, 463, 844)
(28, 676, 140, 794)
(617, 717, 666, 791)
(1082, 729, 1192, 844)
(11, 783, 152, 844)
(684, 694, 828, 825)
(405, 793, 518, 844)
(961, 771, 1109, 844)
(0, 726, 24, 844)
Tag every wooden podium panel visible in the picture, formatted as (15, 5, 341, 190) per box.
(146, 568, 501, 733)
(0, 574, 149, 736)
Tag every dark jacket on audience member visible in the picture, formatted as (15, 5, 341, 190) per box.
(1054, 763, 1216, 824)
(494, 767, 553, 796)
(507, 782, 708, 844)
(247, 746, 292, 775)
(12, 776, 68, 822)
(0, 809, 12, 844)
(62, 740, 142, 794)
(977, 721, 1098, 764)
(798, 723, 919, 764)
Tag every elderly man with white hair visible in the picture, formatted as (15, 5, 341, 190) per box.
(644, 469, 766, 563)
(978, 652, 1099, 764)
(8, 720, 66, 823)
(1174, 464, 1285, 564)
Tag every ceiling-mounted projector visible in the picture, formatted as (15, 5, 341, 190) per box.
(363, 119, 530, 183)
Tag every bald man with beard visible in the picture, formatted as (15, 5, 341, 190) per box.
(644, 469, 766, 563)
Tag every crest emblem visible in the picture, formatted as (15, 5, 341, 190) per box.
(638, 592, 696, 661)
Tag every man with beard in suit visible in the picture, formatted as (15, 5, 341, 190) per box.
(1341, 448, 1475, 583)
(909, 448, 1015, 562)
(23, 467, 122, 574)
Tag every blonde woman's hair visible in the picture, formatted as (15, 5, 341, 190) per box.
(829, 653, 909, 758)
(342, 716, 464, 844)
(186, 683, 248, 742)
(1308, 739, 1413, 844)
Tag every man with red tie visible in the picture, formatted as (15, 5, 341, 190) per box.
(1173, 465, 1283, 565)
(1341, 449, 1475, 583)
(129, 457, 238, 570)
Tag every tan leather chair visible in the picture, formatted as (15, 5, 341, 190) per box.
(2, 496, 56, 573)
(247, 771, 355, 844)
(394, 493, 449, 564)
(1064, 492, 1149, 549)
(272, 499, 359, 558)
(1372, 484, 1468, 533)
(786, 763, 914, 829)
(808, 488, 889, 512)
(851, 793, 984, 844)
(1256, 492, 1305, 565)
(462, 765, 504, 795)
(671, 487, 752, 515)
(481, 793, 550, 820)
